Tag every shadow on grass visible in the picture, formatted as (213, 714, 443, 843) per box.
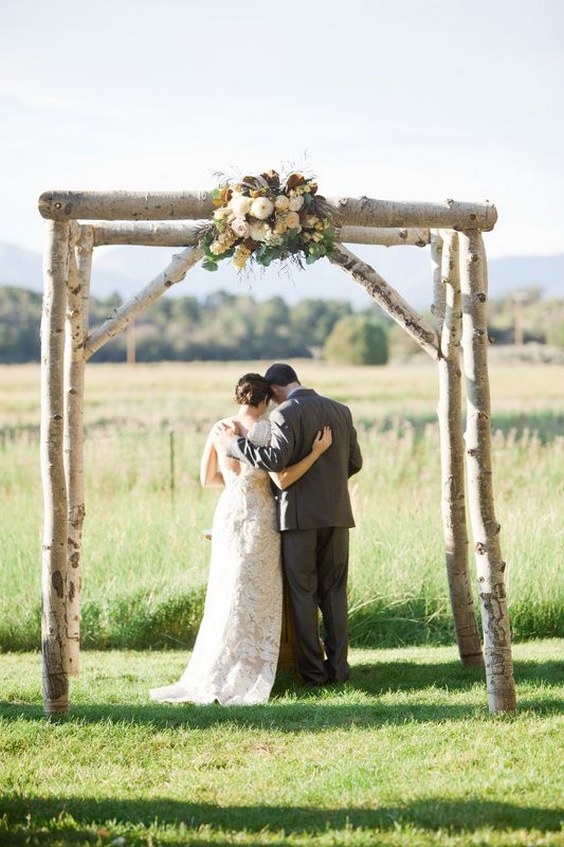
(1, 659, 561, 730)
(0, 796, 561, 839)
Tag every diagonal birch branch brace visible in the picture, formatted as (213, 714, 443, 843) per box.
(64, 226, 93, 676)
(40, 220, 70, 715)
(329, 243, 440, 360)
(90, 221, 431, 248)
(459, 230, 516, 712)
(436, 231, 483, 667)
(84, 245, 203, 360)
(39, 191, 497, 231)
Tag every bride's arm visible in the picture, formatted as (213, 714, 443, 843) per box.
(199, 427, 225, 487)
(200, 420, 242, 487)
(270, 426, 332, 491)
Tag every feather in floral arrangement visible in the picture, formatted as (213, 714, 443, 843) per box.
(199, 170, 337, 272)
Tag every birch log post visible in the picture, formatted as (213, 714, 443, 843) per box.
(430, 230, 445, 329)
(436, 231, 483, 667)
(329, 243, 439, 360)
(63, 226, 93, 676)
(459, 230, 516, 712)
(39, 191, 497, 230)
(91, 221, 430, 249)
(40, 220, 70, 714)
(84, 245, 203, 360)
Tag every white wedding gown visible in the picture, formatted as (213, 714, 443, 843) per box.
(150, 419, 283, 706)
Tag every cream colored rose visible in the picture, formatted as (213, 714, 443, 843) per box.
(286, 211, 301, 230)
(273, 215, 288, 234)
(250, 197, 275, 220)
(229, 192, 252, 217)
(231, 217, 251, 238)
(274, 194, 290, 211)
(288, 195, 304, 211)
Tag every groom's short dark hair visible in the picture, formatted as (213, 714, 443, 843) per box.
(264, 363, 299, 386)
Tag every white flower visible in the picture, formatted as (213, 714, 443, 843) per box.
(229, 192, 252, 217)
(274, 194, 290, 211)
(214, 206, 232, 221)
(249, 222, 268, 241)
(231, 217, 251, 238)
(250, 197, 275, 220)
(264, 229, 282, 245)
(288, 195, 304, 211)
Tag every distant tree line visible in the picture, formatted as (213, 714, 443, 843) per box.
(0, 286, 390, 364)
(1, 285, 561, 365)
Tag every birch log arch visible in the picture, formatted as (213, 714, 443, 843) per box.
(38, 186, 516, 716)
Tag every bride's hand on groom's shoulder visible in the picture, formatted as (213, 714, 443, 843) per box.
(312, 426, 332, 455)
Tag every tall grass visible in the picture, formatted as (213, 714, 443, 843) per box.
(1, 362, 562, 651)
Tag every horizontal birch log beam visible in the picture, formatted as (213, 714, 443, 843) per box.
(339, 226, 429, 246)
(39, 191, 497, 231)
(90, 221, 430, 248)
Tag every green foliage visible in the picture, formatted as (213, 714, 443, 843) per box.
(324, 315, 389, 365)
(0, 642, 562, 846)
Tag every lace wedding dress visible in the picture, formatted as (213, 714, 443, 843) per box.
(150, 419, 282, 706)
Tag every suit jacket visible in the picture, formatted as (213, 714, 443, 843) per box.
(228, 388, 363, 531)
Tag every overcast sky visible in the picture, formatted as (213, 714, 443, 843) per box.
(1, 0, 562, 258)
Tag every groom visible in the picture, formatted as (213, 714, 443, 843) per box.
(225, 363, 363, 686)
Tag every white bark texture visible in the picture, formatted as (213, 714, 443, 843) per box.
(459, 231, 516, 712)
(84, 245, 203, 360)
(63, 227, 93, 676)
(436, 231, 483, 667)
(92, 221, 206, 246)
(338, 226, 430, 246)
(40, 220, 70, 714)
(328, 243, 439, 359)
(91, 221, 430, 248)
(430, 230, 445, 329)
(39, 190, 497, 230)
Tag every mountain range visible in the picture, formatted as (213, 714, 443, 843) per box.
(1, 240, 562, 311)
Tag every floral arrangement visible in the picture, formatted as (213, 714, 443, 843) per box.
(200, 170, 336, 272)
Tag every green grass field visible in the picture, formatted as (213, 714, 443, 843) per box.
(1, 361, 563, 650)
(1, 641, 563, 847)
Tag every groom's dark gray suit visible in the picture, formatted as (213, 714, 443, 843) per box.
(228, 388, 363, 684)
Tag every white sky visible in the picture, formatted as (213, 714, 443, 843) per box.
(1, 0, 562, 258)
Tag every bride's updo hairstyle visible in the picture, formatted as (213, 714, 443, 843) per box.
(235, 373, 272, 407)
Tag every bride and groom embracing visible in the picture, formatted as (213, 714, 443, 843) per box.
(150, 363, 363, 706)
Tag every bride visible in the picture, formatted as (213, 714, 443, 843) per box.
(150, 372, 332, 706)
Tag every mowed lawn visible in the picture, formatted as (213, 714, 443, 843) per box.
(0, 641, 562, 847)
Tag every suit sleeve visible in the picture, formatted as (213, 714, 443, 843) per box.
(348, 417, 363, 478)
(227, 409, 296, 472)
